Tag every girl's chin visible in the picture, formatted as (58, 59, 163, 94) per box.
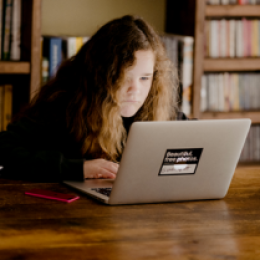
(120, 107, 139, 117)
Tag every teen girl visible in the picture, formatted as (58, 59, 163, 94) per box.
(0, 15, 186, 182)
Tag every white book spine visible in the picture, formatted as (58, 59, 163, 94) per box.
(67, 37, 77, 58)
(200, 74, 207, 112)
(10, 0, 21, 60)
(229, 20, 235, 57)
(235, 20, 243, 57)
(212, 20, 219, 58)
(220, 19, 226, 57)
(218, 73, 225, 111)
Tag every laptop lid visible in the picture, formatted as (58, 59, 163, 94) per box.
(64, 119, 251, 205)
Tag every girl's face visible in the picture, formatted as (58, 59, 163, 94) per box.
(117, 50, 154, 117)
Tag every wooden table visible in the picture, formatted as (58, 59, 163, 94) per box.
(1, 166, 260, 260)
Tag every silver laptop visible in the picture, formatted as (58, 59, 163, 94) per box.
(64, 119, 251, 205)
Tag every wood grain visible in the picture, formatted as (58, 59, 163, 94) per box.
(201, 111, 260, 124)
(1, 166, 260, 259)
(204, 58, 260, 72)
(206, 5, 260, 17)
(0, 62, 30, 74)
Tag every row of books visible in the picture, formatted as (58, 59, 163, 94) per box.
(41, 36, 90, 83)
(201, 73, 260, 112)
(0, 84, 12, 131)
(160, 34, 194, 116)
(0, 0, 21, 60)
(205, 19, 260, 58)
(240, 125, 260, 162)
(207, 0, 260, 4)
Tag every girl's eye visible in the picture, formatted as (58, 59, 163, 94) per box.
(141, 77, 149, 81)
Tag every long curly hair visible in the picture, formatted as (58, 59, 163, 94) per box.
(25, 15, 179, 162)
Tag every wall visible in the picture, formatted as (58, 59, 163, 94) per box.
(42, 0, 166, 36)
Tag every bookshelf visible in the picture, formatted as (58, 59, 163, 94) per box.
(166, 0, 260, 123)
(194, 1, 260, 123)
(0, 0, 41, 117)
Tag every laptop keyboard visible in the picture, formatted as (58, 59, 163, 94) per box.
(92, 188, 112, 197)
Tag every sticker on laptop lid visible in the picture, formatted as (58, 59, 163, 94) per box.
(158, 148, 203, 176)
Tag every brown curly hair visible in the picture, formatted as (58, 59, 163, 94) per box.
(26, 15, 179, 162)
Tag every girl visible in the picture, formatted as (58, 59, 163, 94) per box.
(0, 15, 184, 182)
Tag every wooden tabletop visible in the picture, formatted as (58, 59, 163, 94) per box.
(1, 166, 260, 260)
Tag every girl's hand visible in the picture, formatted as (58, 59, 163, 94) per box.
(83, 159, 119, 179)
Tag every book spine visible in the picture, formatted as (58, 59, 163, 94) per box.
(2, 0, 13, 60)
(3, 84, 12, 131)
(75, 37, 83, 53)
(0, 85, 4, 131)
(252, 20, 258, 57)
(67, 37, 77, 58)
(10, 0, 21, 60)
(180, 37, 194, 115)
(235, 20, 243, 57)
(229, 20, 235, 57)
(0, 0, 3, 60)
(219, 19, 226, 57)
(41, 57, 49, 85)
(49, 37, 62, 78)
(200, 74, 207, 112)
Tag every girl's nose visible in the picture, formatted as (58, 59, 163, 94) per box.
(127, 79, 140, 94)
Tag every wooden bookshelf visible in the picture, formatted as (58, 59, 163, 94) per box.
(0, 0, 42, 118)
(166, 0, 260, 121)
(204, 58, 260, 71)
(0, 62, 30, 74)
(201, 111, 260, 124)
(205, 5, 260, 17)
(192, 0, 260, 122)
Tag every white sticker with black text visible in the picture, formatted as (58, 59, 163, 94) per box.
(158, 148, 203, 176)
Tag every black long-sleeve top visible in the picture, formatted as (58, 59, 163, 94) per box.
(0, 112, 189, 182)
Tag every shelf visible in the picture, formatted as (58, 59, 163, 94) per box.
(201, 111, 260, 124)
(0, 61, 30, 74)
(206, 5, 260, 17)
(203, 58, 260, 72)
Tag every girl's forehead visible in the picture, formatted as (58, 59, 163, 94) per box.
(125, 50, 155, 73)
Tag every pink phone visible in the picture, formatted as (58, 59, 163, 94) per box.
(25, 189, 80, 203)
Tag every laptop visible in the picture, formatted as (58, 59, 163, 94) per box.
(64, 119, 251, 205)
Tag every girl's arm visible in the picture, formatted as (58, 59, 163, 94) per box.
(0, 118, 84, 182)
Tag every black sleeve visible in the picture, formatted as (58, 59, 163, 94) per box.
(0, 118, 84, 182)
(177, 112, 189, 120)
(177, 112, 197, 121)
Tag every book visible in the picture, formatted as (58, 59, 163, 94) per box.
(66, 37, 77, 59)
(178, 36, 194, 115)
(200, 75, 207, 112)
(209, 20, 218, 57)
(42, 36, 62, 79)
(160, 34, 178, 68)
(252, 20, 259, 57)
(219, 19, 226, 58)
(75, 37, 83, 53)
(61, 36, 90, 60)
(41, 57, 49, 85)
(10, 0, 21, 60)
(3, 84, 12, 131)
(229, 20, 236, 57)
(0, 85, 4, 131)
(160, 33, 194, 114)
(2, 0, 13, 60)
(235, 20, 243, 57)
(0, 0, 3, 60)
